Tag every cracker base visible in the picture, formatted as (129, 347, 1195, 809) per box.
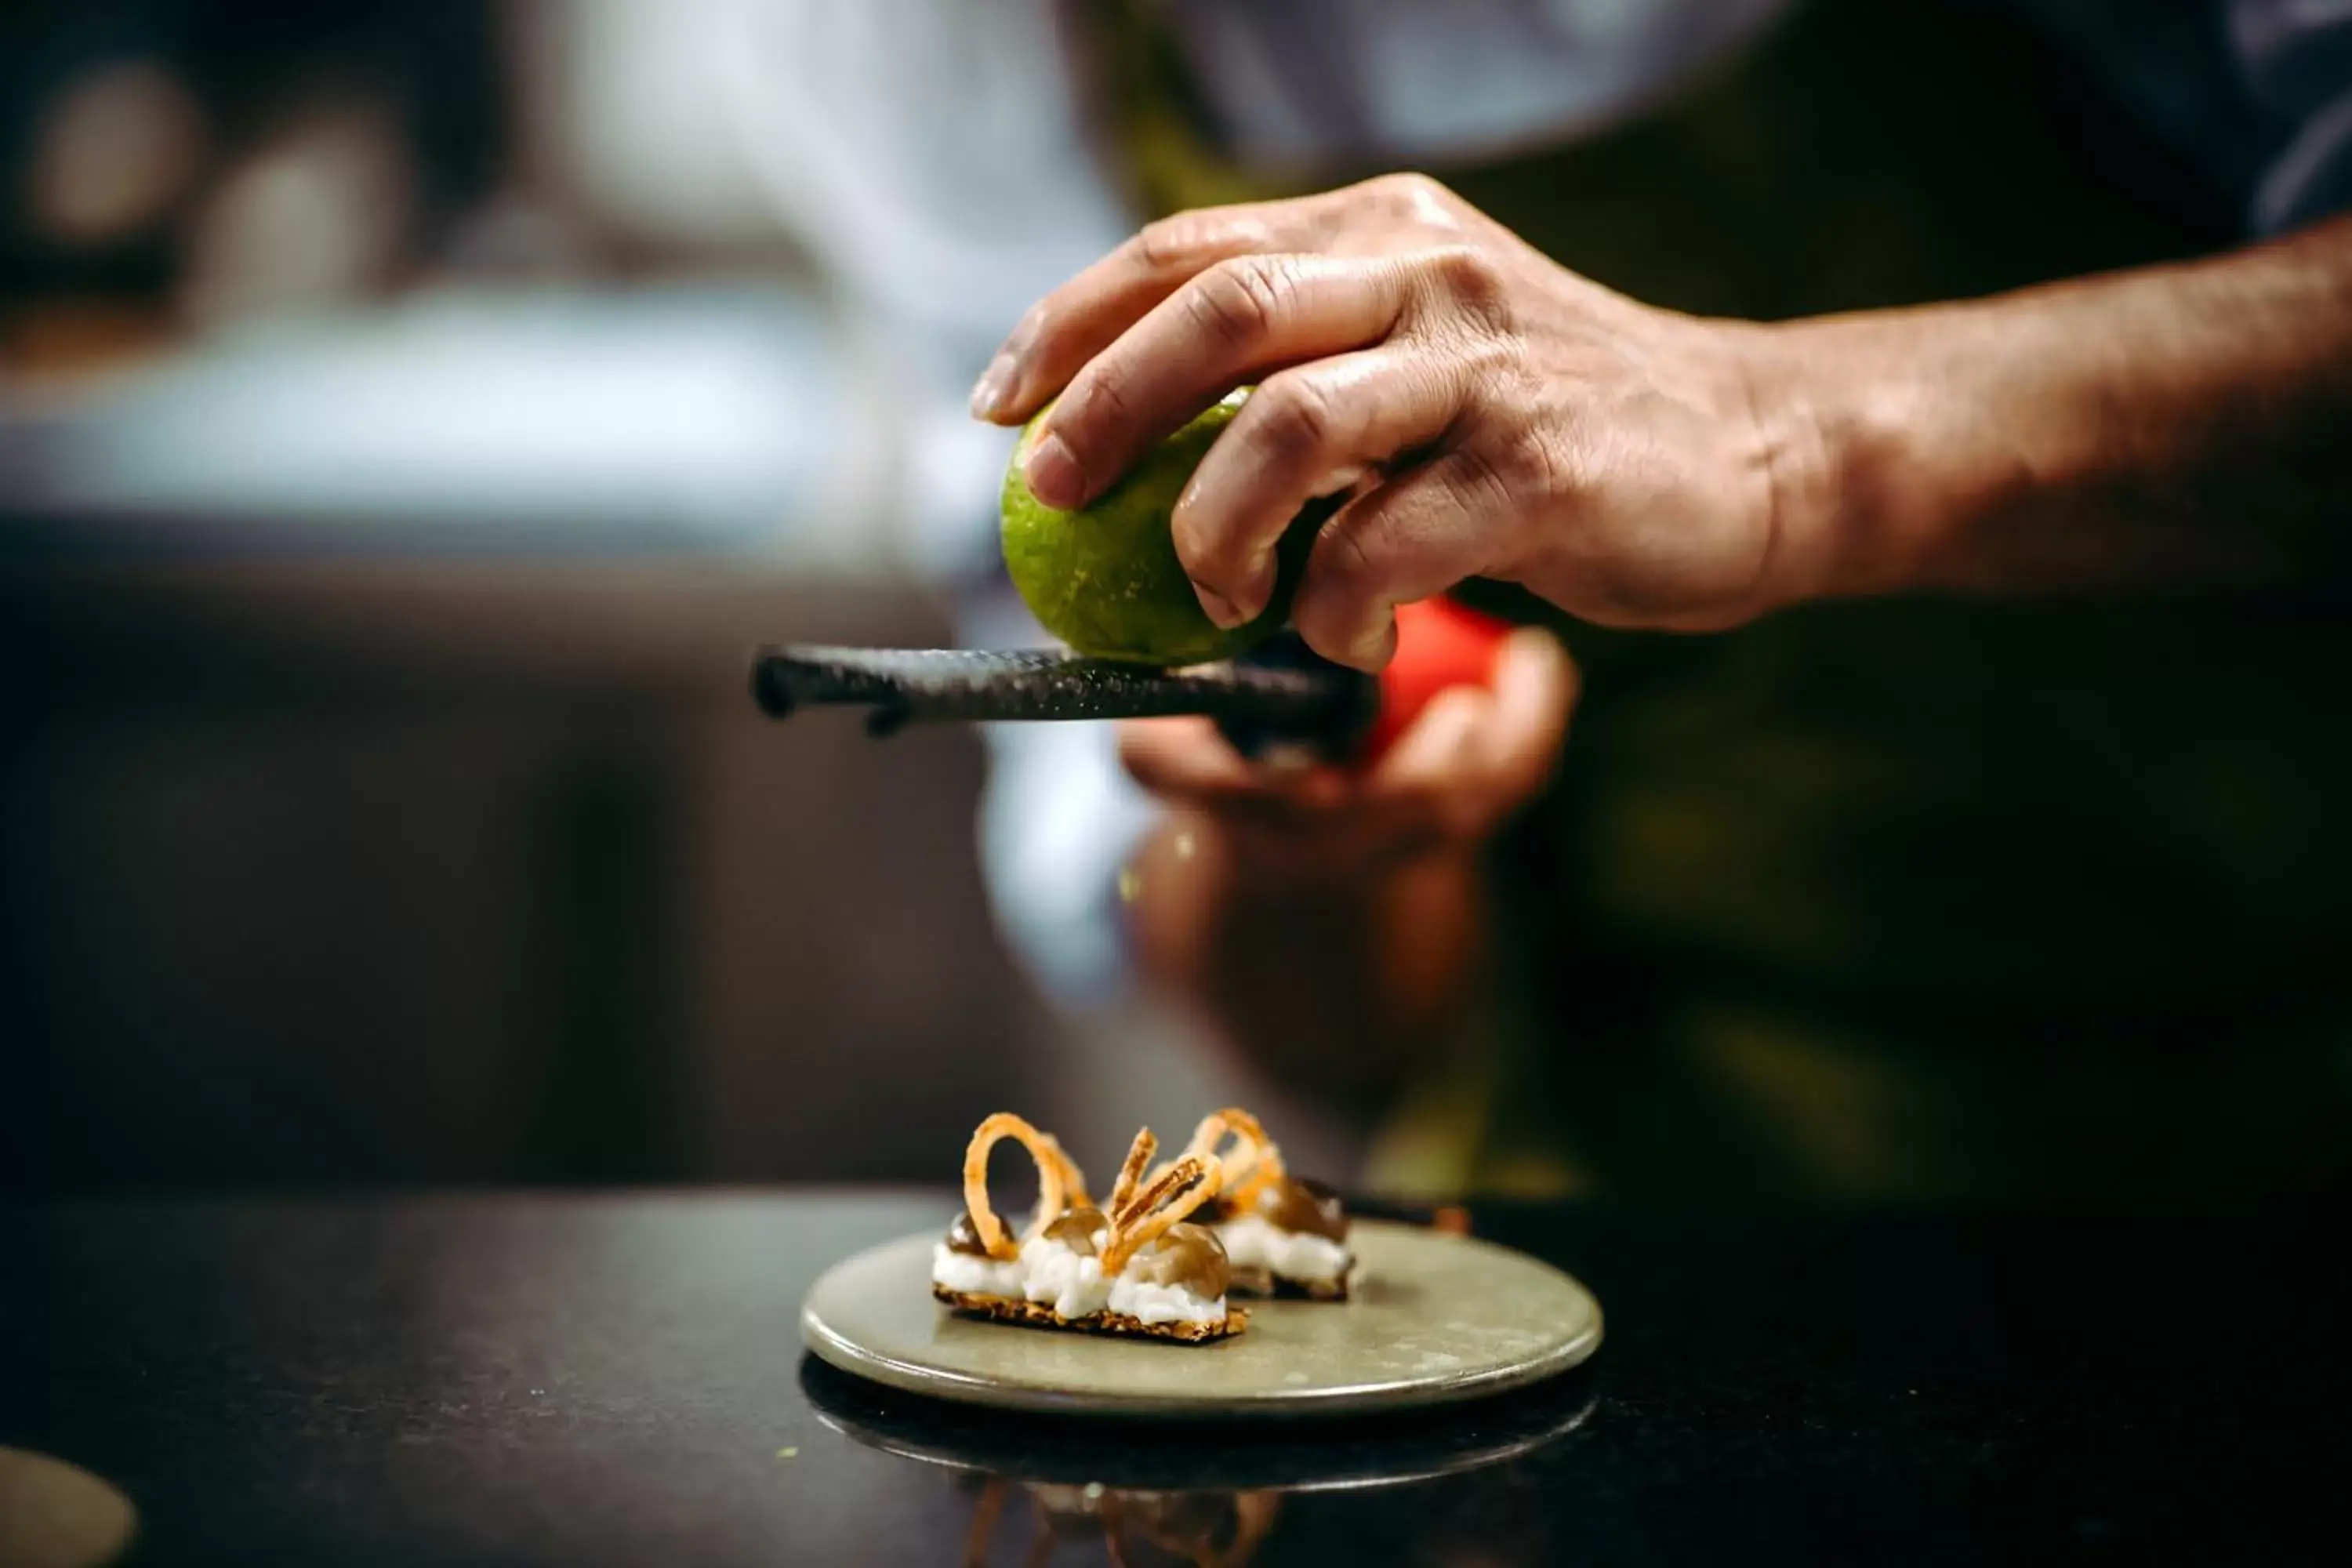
(931, 1284, 1246, 1342)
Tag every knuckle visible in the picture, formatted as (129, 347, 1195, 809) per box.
(1369, 171, 1452, 216)
(1171, 514, 1245, 587)
(1063, 361, 1139, 443)
(1509, 425, 1577, 502)
(1134, 209, 1277, 272)
(1317, 507, 1391, 600)
(1171, 498, 1255, 588)
(1463, 335, 1528, 383)
(1132, 214, 1208, 272)
(1469, 424, 1572, 512)
(1248, 373, 1340, 473)
(1448, 443, 1522, 520)
(1444, 337, 1525, 414)
(1187, 255, 1292, 351)
(1418, 245, 1512, 332)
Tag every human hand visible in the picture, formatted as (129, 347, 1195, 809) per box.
(973, 172, 1814, 670)
(1118, 622, 1577, 878)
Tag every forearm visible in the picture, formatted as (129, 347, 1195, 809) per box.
(1759, 216, 2352, 604)
(1127, 813, 1487, 1112)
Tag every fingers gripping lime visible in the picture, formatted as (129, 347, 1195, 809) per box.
(1000, 388, 1333, 666)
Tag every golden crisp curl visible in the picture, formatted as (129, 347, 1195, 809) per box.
(960, 1108, 1290, 1288)
(1104, 1152, 1222, 1275)
(1109, 1127, 1157, 1218)
(1178, 1107, 1284, 1207)
(1039, 1132, 1092, 1211)
(961, 1112, 1070, 1261)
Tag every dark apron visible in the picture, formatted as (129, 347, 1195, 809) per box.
(1090, 0, 2352, 1203)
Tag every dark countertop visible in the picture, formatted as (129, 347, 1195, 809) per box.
(2, 1192, 2346, 1565)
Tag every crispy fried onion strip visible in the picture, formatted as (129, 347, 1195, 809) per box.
(1103, 1153, 1221, 1275)
(962, 1113, 1069, 1261)
(1113, 1152, 1200, 1233)
(1109, 1127, 1156, 1218)
(1039, 1133, 1092, 1212)
(1181, 1107, 1284, 1207)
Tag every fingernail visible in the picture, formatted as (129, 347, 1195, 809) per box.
(968, 354, 1017, 419)
(1024, 431, 1085, 509)
(1196, 583, 1246, 629)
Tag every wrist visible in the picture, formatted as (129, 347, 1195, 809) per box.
(1730, 225, 2352, 609)
(1735, 316, 1926, 611)
(1744, 299, 2114, 607)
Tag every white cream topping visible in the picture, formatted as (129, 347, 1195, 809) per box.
(1019, 1234, 1112, 1319)
(935, 1221, 1225, 1326)
(1105, 1272, 1223, 1325)
(930, 1241, 1025, 1298)
(1215, 1213, 1351, 1283)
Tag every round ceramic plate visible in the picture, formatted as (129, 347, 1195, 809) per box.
(800, 1220, 1602, 1419)
(0, 1448, 139, 1568)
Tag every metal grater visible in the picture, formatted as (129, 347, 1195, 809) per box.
(751, 635, 1378, 757)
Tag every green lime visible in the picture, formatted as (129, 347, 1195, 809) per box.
(1000, 387, 1331, 666)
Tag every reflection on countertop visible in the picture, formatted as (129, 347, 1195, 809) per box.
(800, 1353, 1599, 1566)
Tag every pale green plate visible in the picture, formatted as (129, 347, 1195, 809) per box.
(0, 1449, 138, 1568)
(800, 1220, 1602, 1420)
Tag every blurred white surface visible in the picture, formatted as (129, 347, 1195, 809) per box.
(5, 282, 924, 573)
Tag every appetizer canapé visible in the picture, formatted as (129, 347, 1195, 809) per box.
(1174, 1109, 1357, 1301)
(931, 1113, 1245, 1343)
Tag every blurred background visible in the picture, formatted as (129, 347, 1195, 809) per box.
(7, 0, 2328, 1204)
(0, 0, 1323, 1194)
